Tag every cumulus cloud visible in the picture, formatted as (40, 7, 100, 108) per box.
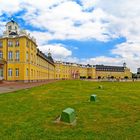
(0, 0, 21, 15)
(80, 0, 99, 9)
(38, 44, 72, 59)
(85, 56, 123, 66)
(22, 1, 111, 42)
(0, 21, 6, 35)
(111, 42, 140, 72)
(28, 31, 53, 45)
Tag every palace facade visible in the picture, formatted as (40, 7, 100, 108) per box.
(55, 61, 132, 80)
(0, 20, 132, 82)
(0, 20, 55, 82)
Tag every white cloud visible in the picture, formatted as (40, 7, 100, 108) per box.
(80, 0, 99, 9)
(28, 31, 53, 45)
(111, 42, 140, 72)
(38, 44, 72, 59)
(112, 42, 140, 59)
(20, 1, 111, 42)
(0, 21, 6, 35)
(0, 0, 21, 15)
(85, 56, 123, 66)
(93, 0, 140, 18)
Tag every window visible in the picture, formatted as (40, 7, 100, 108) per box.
(26, 68, 28, 76)
(8, 68, 12, 77)
(31, 53, 33, 63)
(34, 55, 36, 64)
(8, 51, 13, 60)
(15, 68, 19, 77)
(31, 43, 33, 50)
(15, 40, 19, 47)
(0, 51, 3, 59)
(15, 51, 20, 61)
(8, 41, 13, 47)
(26, 40, 29, 47)
(0, 69, 3, 77)
(26, 52, 29, 62)
(0, 41, 3, 48)
(31, 69, 33, 77)
(8, 26, 11, 30)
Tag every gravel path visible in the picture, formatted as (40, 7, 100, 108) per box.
(0, 80, 58, 94)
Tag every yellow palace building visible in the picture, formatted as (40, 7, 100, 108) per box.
(54, 61, 132, 80)
(0, 20, 132, 82)
(0, 20, 55, 82)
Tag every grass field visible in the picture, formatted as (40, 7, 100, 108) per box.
(0, 80, 140, 140)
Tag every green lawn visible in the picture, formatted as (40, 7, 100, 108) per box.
(0, 80, 140, 140)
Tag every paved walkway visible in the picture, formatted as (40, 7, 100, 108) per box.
(0, 80, 57, 94)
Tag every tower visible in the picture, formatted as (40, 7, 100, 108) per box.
(5, 19, 19, 36)
(123, 62, 126, 68)
(47, 49, 54, 63)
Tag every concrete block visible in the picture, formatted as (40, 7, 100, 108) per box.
(60, 108, 76, 123)
(90, 94, 96, 102)
(98, 85, 103, 89)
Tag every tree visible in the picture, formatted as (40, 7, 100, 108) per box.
(98, 76, 101, 79)
(132, 73, 137, 79)
(111, 76, 114, 79)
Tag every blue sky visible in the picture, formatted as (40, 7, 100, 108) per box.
(48, 37, 126, 58)
(0, 0, 140, 72)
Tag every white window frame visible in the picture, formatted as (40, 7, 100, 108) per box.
(8, 51, 13, 60)
(15, 68, 19, 77)
(8, 68, 12, 77)
(15, 51, 20, 61)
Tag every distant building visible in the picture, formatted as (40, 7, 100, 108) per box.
(55, 62, 132, 80)
(137, 68, 140, 73)
(94, 64, 131, 79)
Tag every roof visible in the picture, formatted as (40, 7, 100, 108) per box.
(47, 56, 54, 63)
(37, 49, 54, 66)
(95, 65, 125, 72)
(7, 19, 18, 25)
